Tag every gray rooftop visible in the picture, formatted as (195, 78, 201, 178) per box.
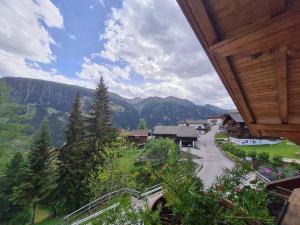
(229, 112, 244, 123)
(178, 119, 207, 125)
(153, 125, 198, 138)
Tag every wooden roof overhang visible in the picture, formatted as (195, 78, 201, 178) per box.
(177, 0, 300, 144)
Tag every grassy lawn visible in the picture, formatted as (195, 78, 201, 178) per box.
(214, 133, 228, 139)
(35, 216, 63, 225)
(238, 140, 300, 159)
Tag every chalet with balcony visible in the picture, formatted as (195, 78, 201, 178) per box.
(123, 130, 148, 148)
(153, 125, 198, 148)
(222, 112, 250, 139)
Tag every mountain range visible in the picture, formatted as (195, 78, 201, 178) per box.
(0, 77, 226, 146)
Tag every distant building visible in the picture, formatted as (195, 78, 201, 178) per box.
(206, 115, 223, 125)
(222, 112, 280, 145)
(123, 129, 148, 148)
(153, 125, 198, 148)
(178, 119, 208, 130)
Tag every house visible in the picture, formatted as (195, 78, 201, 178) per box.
(178, 119, 208, 130)
(123, 129, 148, 147)
(153, 125, 198, 148)
(222, 112, 280, 145)
(206, 115, 223, 126)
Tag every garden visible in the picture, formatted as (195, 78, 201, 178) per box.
(216, 140, 300, 181)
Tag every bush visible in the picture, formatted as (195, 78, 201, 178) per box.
(233, 149, 246, 159)
(248, 151, 257, 159)
(258, 152, 270, 162)
(144, 138, 178, 163)
(272, 155, 284, 166)
(9, 208, 31, 225)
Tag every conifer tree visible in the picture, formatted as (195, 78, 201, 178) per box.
(0, 152, 28, 223)
(138, 119, 147, 130)
(65, 93, 85, 143)
(58, 93, 88, 210)
(27, 120, 54, 224)
(86, 77, 116, 168)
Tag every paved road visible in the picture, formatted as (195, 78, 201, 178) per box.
(184, 125, 234, 187)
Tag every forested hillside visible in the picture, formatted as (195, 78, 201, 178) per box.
(1, 77, 226, 147)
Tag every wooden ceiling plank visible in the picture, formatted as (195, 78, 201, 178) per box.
(276, 46, 288, 123)
(177, 0, 259, 136)
(187, 0, 218, 46)
(210, 11, 300, 57)
(252, 124, 300, 132)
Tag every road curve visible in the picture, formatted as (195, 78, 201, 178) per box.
(195, 125, 234, 187)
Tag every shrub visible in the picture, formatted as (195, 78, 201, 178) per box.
(248, 150, 257, 159)
(272, 155, 284, 166)
(233, 149, 246, 159)
(258, 152, 270, 162)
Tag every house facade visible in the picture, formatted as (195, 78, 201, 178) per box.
(206, 115, 223, 126)
(222, 112, 280, 145)
(123, 130, 148, 147)
(178, 119, 208, 130)
(153, 125, 198, 148)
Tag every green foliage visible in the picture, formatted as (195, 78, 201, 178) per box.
(138, 119, 147, 130)
(238, 140, 300, 160)
(13, 121, 58, 224)
(258, 152, 270, 162)
(92, 196, 161, 225)
(272, 155, 284, 166)
(212, 165, 274, 225)
(88, 137, 139, 197)
(0, 82, 31, 173)
(57, 93, 89, 211)
(0, 152, 30, 223)
(144, 138, 178, 163)
(248, 150, 257, 159)
(65, 93, 85, 143)
(86, 77, 117, 170)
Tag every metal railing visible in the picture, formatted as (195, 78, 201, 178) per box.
(63, 184, 162, 225)
(254, 171, 271, 183)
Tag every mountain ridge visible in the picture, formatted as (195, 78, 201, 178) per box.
(0, 77, 227, 146)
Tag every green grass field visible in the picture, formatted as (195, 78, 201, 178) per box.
(214, 133, 228, 139)
(238, 140, 300, 159)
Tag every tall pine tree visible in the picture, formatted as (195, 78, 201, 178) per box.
(27, 120, 54, 224)
(86, 77, 116, 168)
(65, 93, 85, 143)
(58, 93, 88, 210)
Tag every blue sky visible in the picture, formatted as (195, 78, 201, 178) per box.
(0, 0, 234, 109)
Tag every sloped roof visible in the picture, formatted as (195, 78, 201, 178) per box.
(125, 130, 148, 137)
(178, 119, 207, 125)
(177, 0, 300, 144)
(153, 126, 198, 138)
(229, 112, 244, 123)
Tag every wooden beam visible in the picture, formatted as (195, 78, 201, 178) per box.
(186, 0, 217, 46)
(177, 0, 258, 136)
(252, 124, 300, 132)
(276, 46, 288, 123)
(209, 11, 300, 57)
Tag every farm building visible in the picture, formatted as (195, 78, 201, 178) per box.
(153, 125, 198, 148)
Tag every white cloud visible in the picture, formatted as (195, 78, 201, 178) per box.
(97, 0, 105, 7)
(68, 33, 77, 40)
(89, 0, 234, 108)
(0, 0, 70, 84)
(89, 5, 94, 10)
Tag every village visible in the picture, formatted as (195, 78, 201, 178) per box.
(2, 0, 300, 224)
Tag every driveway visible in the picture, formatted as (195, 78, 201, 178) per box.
(182, 125, 234, 187)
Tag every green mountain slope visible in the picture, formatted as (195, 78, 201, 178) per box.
(132, 96, 227, 128)
(0, 77, 226, 147)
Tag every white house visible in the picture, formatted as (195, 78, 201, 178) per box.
(178, 119, 208, 130)
(206, 115, 223, 126)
